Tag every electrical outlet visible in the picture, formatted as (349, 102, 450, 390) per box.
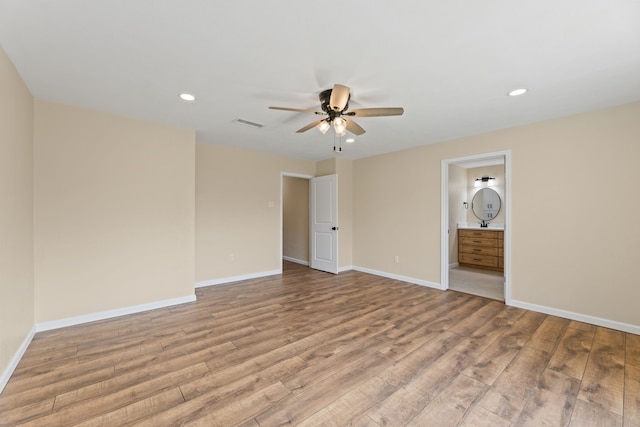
(395, 255, 400, 263)
(229, 253, 235, 262)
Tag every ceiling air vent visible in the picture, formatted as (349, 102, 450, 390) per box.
(233, 118, 263, 128)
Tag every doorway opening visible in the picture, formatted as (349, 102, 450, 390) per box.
(440, 151, 511, 303)
(281, 172, 339, 275)
(281, 173, 312, 268)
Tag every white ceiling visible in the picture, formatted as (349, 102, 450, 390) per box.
(1, 1, 639, 161)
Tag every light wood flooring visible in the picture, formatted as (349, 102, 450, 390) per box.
(449, 266, 504, 301)
(1, 261, 639, 426)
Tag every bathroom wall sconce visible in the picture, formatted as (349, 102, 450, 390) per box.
(474, 176, 496, 187)
(463, 202, 468, 209)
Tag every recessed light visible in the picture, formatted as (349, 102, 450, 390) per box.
(508, 88, 527, 97)
(345, 138, 355, 143)
(179, 93, 196, 101)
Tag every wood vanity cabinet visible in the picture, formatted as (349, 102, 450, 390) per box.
(458, 229, 504, 272)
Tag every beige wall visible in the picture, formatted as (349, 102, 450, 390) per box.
(335, 158, 353, 268)
(196, 143, 315, 282)
(354, 149, 436, 281)
(283, 177, 309, 263)
(0, 45, 34, 379)
(33, 101, 195, 322)
(315, 158, 335, 176)
(354, 101, 640, 327)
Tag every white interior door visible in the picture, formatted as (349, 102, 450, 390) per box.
(310, 174, 338, 274)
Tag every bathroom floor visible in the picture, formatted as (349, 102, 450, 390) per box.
(449, 266, 504, 301)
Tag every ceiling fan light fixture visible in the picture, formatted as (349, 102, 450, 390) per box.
(334, 117, 347, 136)
(318, 120, 331, 134)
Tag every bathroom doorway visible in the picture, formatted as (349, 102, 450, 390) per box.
(440, 151, 511, 303)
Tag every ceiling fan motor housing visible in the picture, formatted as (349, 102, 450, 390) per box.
(319, 88, 349, 117)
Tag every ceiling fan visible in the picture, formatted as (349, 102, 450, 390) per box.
(269, 84, 404, 136)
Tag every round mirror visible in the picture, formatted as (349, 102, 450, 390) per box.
(472, 188, 501, 221)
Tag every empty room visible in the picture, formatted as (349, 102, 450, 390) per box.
(1, 2, 640, 426)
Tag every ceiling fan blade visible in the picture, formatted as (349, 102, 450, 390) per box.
(346, 107, 404, 117)
(345, 118, 366, 136)
(329, 84, 350, 112)
(269, 106, 323, 115)
(296, 119, 325, 133)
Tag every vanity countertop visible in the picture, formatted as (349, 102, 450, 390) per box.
(457, 222, 504, 231)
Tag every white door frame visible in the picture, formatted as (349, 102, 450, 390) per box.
(280, 172, 314, 272)
(440, 150, 512, 304)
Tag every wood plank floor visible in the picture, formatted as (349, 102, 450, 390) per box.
(1, 261, 639, 426)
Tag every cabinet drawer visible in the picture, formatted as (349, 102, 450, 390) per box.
(460, 237, 497, 247)
(460, 246, 498, 256)
(460, 253, 498, 268)
(459, 229, 499, 239)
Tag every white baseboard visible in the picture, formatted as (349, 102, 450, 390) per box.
(509, 299, 640, 335)
(282, 259, 352, 273)
(0, 325, 36, 394)
(35, 294, 196, 332)
(283, 256, 309, 266)
(195, 269, 282, 288)
(338, 265, 353, 273)
(449, 262, 459, 269)
(349, 266, 640, 334)
(1, 294, 196, 394)
(352, 265, 442, 290)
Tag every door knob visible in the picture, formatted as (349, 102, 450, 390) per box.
(332, 226, 339, 230)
